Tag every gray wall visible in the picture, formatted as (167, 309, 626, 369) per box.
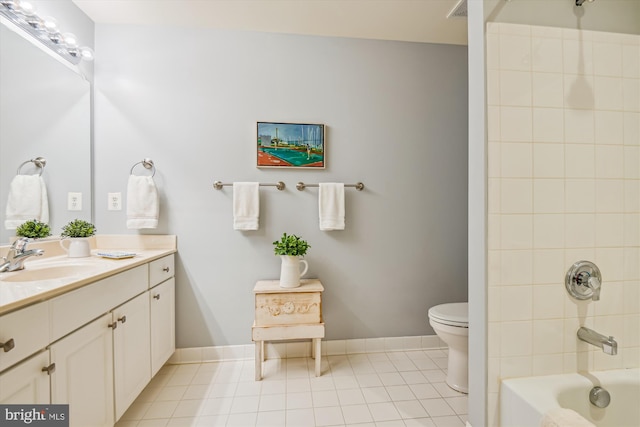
(94, 25, 468, 347)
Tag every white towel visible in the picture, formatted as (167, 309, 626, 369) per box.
(126, 175, 159, 229)
(4, 175, 49, 229)
(233, 182, 259, 230)
(540, 408, 595, 427)
(319, 182, 345, 231)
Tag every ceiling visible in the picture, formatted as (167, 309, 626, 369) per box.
(72, 0, 468, 46)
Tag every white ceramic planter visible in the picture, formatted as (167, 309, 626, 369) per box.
(279, 255, 309, 288)
(59, 237, 91, 258)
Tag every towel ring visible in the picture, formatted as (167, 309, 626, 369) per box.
(130, 158, 156, 177)
(16, 157, 47, 176)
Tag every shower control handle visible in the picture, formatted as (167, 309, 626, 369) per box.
(565, 260, 602, 301)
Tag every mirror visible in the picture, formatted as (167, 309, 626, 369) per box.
(0, 19, 91, 244)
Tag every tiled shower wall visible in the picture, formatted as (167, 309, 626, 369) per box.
(486, 22, 639, 426)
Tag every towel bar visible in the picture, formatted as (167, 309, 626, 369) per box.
(296, 182, 364, 191)
(130, 158, 156, 177)
(213, 181, 286, 191)
(16, 157, 46, 176)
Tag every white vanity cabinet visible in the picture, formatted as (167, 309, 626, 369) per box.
(0, 350, 50, 404)
(0, 251, 176, 427)
(113, 292, 151, 420)
(50, 313, 115, 427)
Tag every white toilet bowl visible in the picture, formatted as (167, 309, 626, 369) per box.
(428, 302, 468, 393)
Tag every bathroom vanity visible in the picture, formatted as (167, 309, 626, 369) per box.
(0, 235, 176, 426)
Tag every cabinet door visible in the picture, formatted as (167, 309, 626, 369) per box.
(113, 292, 151, 420)
(0, 351, 50, 404)
(150, 278, 175, 376)
(50, 313, 114, 427)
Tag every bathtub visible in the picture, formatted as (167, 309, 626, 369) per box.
(500, 368, 640, 427)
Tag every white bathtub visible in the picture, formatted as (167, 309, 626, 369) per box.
(500, 368, 640, 427)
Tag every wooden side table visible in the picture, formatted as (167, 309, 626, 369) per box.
(252, 279, 325, 381)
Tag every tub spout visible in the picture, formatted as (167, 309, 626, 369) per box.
(578, 327, 617, 355)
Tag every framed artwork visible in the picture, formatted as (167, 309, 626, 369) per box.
(257, 122, 325, 169)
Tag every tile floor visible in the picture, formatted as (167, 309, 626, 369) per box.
(115, 349, 468, 427)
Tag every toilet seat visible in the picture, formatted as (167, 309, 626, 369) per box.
(428, 303, 468, 328)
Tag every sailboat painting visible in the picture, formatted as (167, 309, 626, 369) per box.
(257, 122, 325, 169)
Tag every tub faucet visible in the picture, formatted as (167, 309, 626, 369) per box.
(577, 327, 617, 355)
(0, 237, 44, 272)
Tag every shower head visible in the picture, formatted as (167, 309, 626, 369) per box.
(576, 0, 594, 6)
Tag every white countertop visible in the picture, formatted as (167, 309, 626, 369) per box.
(0, 235, 176, 315)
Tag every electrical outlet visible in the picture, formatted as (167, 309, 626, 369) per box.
(68, 192, 82, 211)
(108, 192, 122, 211)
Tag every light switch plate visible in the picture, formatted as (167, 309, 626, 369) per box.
(108, 192, 122, 211)
(67, 192, 82, 211)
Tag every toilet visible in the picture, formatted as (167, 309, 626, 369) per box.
(428, 302, 468, 393)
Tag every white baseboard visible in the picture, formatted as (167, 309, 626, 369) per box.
(168, 335, 445, 364)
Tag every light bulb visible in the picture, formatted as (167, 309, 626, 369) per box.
(62, 32, 77, 47)
(16, 0, 36, 16)
(42, 16, 57, 33)
(79, 46, 94, 61)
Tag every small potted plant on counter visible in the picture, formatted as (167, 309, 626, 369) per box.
(273, 233, 310, 288)
(60, 219, 96, 258)
(16, 219, 51, 239)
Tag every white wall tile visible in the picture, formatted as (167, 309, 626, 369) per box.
(488, 214, 501, 250)
(533, 144, 564, 178)
(624, 248, 640, 280)
(533, 354, 564, 376)
(501, 107, 532, 142)
(594, 281, 625, 316)
(488, 106, 502, 141)
(501, 250, 533, 286)
(595, 145, 624, 179)
(500, 71, 532, 106)
(501, 179, 533, 213)
(622, 44, 639, 78)
(533, 179, 564, 213)
(595, 111, 624, 145)
(564, 76, 595, 110)
(501, 215, 533, 250)
(623, 78, 639, 112)
(565, 145, 595, 178)
(532, 37, 562, 73)
(594, 76, 623, 111)
(623, 112, 639, 145)
(532, 250, 565, 286)
(487, 70, 500, 106)
(500, 356, 532, 378)
(596, 247, 625, 281)
(500, 35, 531, 71)
(596, 180, 624, 213)
(595, 214, 624, 247)
(623, 214, 640, 247)
(624, 180, 640, 212)
(486, 33, 500, 70)
(532, 73, 563, 108)
(565, 109, 595, 144)
(500, 322, 532, 357)
(624, 146, 640, 179)
(532, 283, 565, 318)
(593, 42, 622, 77)
(500, 286, 532, 321)
(565, 214, 595, 248)
(533, 319, 564, 354)
(533, 214, 565, 249)
(565, 179, 595, 213)
(501, 143, 532, 177)
(563, 39, 593, 75)
(533, 108, 564, 142)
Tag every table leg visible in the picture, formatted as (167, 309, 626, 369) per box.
(255, 341, 262, 381)
(314, 338, 321, 377)
(261, 340, 265, 362)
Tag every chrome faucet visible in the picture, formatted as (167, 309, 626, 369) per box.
(579, 273, 601, 301)
(0, 237, 44, 272)
(578, 327, 617, 355)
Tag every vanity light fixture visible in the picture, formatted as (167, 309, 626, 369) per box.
(0, 0, 93, 65)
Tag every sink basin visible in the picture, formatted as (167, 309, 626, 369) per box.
(0, 265, 98, 282)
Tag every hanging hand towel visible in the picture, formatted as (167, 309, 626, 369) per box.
(127, 175, 159, 229)
(4, 175, 49, 229)
(233, 182, 260, 230)
(540, 408, 595, 427)
(319, 182, 345, 231)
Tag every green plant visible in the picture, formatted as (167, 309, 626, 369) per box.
(61, 219, 96, 238)
(273, 233, 310, 256)
(16, 219, 51, 239)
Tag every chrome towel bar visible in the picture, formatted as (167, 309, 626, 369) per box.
(213, 181, 286, 191)
(296, 182, 364, 191)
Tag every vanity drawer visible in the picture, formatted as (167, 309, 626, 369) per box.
(149, 254, 174, 288)
(50, 265, 148, 341)
(255, 292, 322, 326)
(0, 302, 50, 372)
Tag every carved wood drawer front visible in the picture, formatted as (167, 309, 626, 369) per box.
(255, 292, 321, 326)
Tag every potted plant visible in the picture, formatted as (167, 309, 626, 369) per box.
(60, 219, 96, 258)
(273, 233, 310, 288)
(16, 219, 51, 239)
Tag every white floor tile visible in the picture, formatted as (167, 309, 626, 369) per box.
(123, 350, 463, 427)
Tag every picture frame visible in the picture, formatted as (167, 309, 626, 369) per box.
(257, 121, 325, 169)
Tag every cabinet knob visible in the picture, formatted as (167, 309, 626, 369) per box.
(41, 363, 56, 375)
(108, 322, 118, 330)
(162, 267, 170, 273)
(118, 315, 127, 324)
(153, 294, 161, 300)
(0, 338, 15, 352)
